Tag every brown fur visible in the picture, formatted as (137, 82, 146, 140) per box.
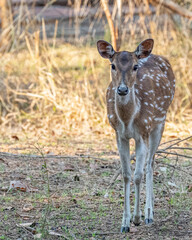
(107, 54, 175, 140)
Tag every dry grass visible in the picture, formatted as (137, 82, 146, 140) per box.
(0, 1, 192, 144)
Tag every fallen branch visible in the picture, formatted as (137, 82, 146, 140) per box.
(152, 0, 192, 20)
(106, 136, 192, 188)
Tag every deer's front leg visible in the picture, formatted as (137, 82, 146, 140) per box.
(117, 136, 131, 233)
(133, 139, 148, 225)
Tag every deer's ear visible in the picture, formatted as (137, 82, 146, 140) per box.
(97, 40, 115, 59)
(135, 39, 154, 59)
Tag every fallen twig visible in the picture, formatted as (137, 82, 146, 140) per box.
(16, 224, 36, 236)
(107, 167, 121, 190)
(169, 147, 192, 151)
(163, 136, 192, 151)
(156, 160, 192, 176)
(157, 150, 192, 159)
(160, 137, 181, 146)
(86, 231, 120, 236)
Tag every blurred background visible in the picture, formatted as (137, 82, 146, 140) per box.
(0, 0, 192, 144)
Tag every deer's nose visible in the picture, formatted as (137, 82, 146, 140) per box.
(117, 85, 129, 96)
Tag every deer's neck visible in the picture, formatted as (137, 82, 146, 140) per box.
(115, 87, 139, 125)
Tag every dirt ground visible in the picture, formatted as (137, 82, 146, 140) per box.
(0, 137, 191, 240)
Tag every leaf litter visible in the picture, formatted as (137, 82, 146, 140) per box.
(0, 138, 191, 239)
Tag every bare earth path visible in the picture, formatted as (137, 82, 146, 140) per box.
(0, 138, 191, 239)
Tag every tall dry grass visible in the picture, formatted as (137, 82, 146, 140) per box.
(0, 1, 192, 143)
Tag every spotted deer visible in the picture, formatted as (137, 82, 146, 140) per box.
(97, 39, 175, 232)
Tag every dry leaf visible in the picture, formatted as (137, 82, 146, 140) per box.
(18, 222, 34, 227)
(0, 186, 9, 192)
(64, 164, 75, 171)
(48, 231, 63, 237)
(12, 135, 19, 141)
(17, 222, 37, 234)
(168, 181, 178, 188)
(34, 233, 42, 239)
(8, 181, 30, 192)
(8, 181, 38, 193)
(104, 192, 109, 198)
(130, 226, 139, 233)
(187, 184, 192, 192)
(154, 171, 159, 176)
(23, 204, 34, 212)
(90, 163, 97, 173)
(4, 206, 15, 211)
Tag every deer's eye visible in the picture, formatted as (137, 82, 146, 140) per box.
(111, 64, 116, 70)
(133, 64, 138, 71)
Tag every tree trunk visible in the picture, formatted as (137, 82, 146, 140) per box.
(0, 0, 13, 51)
(100, 0, 117, 51)
(116, 0, 122, 51)
(151, 0, 192, 20)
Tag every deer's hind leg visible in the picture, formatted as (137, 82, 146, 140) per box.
(145, 123, 164, 224)
(133, 138, 148, 226)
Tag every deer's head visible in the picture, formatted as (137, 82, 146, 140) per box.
(97, 39, 154, 96)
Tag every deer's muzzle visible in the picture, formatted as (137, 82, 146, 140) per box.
(117, 85, 129, 96)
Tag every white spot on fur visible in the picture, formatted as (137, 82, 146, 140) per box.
(147, 109, 153, 114)
(154, 116, 166, 122)
(148, 90, 154, 93)
(139, 58, 150, 67)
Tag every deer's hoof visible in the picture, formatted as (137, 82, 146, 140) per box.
(133, 215, 141, 226)
(120, 226, 130, 233)
(145, 218, 153, 224)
